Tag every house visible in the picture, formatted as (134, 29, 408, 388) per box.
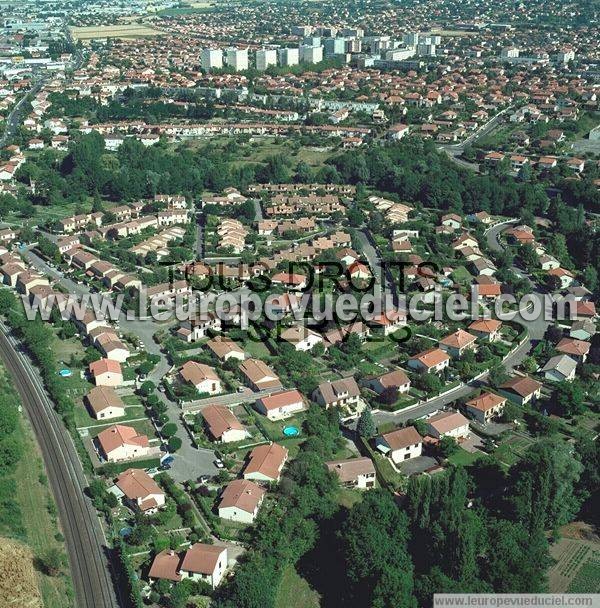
(89, 358, 123, 387)
(115, 468, 165, 514)
(376, 426, 423, 464)
(465, 392, 507, 424)
(254, 389, 305, 420)
(499, 376, 542, 405)
(96, 335, 130, 363)
(407, 348, 450, 374)
(239, 358, 283, 391)
(96, 424, 150, 462)
(441, 213, 462, 230)
(271, 272, 308, 290)
(313, 377, 362, 415)
(180, 361, 221, 395)
(361, 369, 410, 395)
(84, 386, 125, 420)
(556, 337, 590, 363)
(367, 309, 407, 336)
(179, 544, 228, 588)
(326, 457, 376, 489)
(439, 329, 477, 358)
(280, 325, 323, 351)
(542, 355, 577, 382)
(218, 479, 266, 523)
(387, 123, 410, 140)
(468, 319, 502, 342)
(547, 267, 575, 289)
(149, 550, 182, 584)
(426, 410, 470, 440)
(243, 442, 288, 482)
(201, 405, 249, 443)
(206, 336, 245, 362)
(569, 320, 596, 341)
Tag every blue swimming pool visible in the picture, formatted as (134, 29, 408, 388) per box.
(283, 426, 299, 437)
(58, 369, 72, 377)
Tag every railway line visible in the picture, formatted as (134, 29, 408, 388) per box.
(0, 322, 121, 608)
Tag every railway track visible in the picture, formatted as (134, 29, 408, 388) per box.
(0, 323, 121, 608)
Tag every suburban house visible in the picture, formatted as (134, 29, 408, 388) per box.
(115, 468, 165, 514)
(407, 348, 450, 374)
(243, 442, 288, 483)
(239, 358, 283, 391)
(84, 386, 125, 420)
(569, 320, 596, 341)
(439, 329, 478, 358)
(218, 479, 266, 523)
(326, 457, 376, 489)
(360, 369, 410, 395)
(468, 319, 502, 342)
(313, 377, 362, 415)
(149, 550, 183, 584)
(89, 358, 123, 387)
(376, 426, 423, 464)
(426, 410, 470, 440)
(150, 545, 228, 589)
(201, 405, 249, 443)
(499, 376, 543, 406)
(179, 544, 228, 588)
(368, 309, 407, 336)
(465, 392, 507, 424)
(556, 337, 590, 363)
(180, 361, 221, 395)
(96, 424, 151, 462)
(280, 325, 323, 351)
(254, 389, 305, 420)
(541, 355, 577, 382)
(206, 336, 246, 362)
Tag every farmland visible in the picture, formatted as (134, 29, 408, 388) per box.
(70, 24, 162, 41)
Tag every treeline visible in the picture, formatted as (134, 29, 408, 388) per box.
(214, 429, 599, 608)
(0, 290, 93, 472)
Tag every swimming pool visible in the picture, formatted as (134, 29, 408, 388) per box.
(58, 369, 72, 377)
(283, 426, 299, 437)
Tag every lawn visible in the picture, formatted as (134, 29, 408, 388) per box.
(275, 565, 320, 608)
(447, 448, 481, 466)
(74, 403, 146, 429)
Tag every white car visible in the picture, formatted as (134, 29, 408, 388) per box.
(213, 459, 224, 469)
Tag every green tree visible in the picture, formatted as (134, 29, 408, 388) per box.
(357, 407, 376, 438)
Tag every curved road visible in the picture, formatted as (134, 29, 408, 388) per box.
(0, 323, 121, 608)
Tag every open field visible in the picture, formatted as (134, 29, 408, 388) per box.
(70, 24, 162, 41)
(275, 565, 320, 608)
(549, 538, 600, 592)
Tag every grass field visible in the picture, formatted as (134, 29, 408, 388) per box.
(70, 24, 162, 40)
(568, 551, 600, 593)
(275, 565, 320, 608)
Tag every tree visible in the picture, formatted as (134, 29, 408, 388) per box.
(342, 490, 416, 608)
(168, 436, 182, 452)
(550, 381, 585, 417)
(508, 440, 583, 533)
(161, 422, 178, 438)
(483, 519, 549, 592)
(487, 363, 509, 388)
(582, 266, 598, 292)
(357, 407, 376, 438)
(439, 435, 459, 457)
(38, 548, 65, 576)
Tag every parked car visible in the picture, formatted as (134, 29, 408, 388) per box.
(213, 459, 224, 469)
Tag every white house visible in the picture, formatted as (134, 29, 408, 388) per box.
(254, 389, 305, 420)
(426, 410, 470, 440)
(218, 479, 266, 524)
(179, 544, 228, 588)
(376, 426, 423, 464)
(180, 361, 221, 395)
